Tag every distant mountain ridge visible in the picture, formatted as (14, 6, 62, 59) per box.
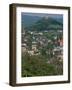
(21, 15, 63, 31)
(22, 14, 63, 26)
(23, 16, 63, 31)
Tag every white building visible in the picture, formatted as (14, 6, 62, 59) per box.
(32, 45, 37, 51)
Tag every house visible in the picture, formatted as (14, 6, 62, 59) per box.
(22, 47, 27, 53)
(53, 46, 63, 55)
(22, 43, 26, 47)
(54, 36, 57, 40)
(30, 31, 33, 34)
(32, 41, 37, 51)
(58, 38, 63, 46)
(21, 43, 27, 53)
(38, 32, 43, 35)
(57, 55, 63, 62)
(24, 39, 27, 42)
(44, 30, 48, 33)
(32, 45, 37, 51)
(48, 39, 52, 43)
(28, 51, 34, 56)
(58, 30, 63, 33)
(22, 31, 25, 35)
(27, 50, 40, 56)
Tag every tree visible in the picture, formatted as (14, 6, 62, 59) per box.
(40, 48, 46, 56)
(21, 52, 59, 77)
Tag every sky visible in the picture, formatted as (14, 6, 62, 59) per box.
(21, 12, 63, 19)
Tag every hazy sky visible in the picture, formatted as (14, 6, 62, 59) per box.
(21, 12, 63, 19)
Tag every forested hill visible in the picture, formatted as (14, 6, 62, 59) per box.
(24, 17, 63, 31)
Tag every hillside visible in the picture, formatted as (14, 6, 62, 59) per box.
(24, 17, 63, 31)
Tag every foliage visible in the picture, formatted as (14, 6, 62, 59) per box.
(21, 53, 63, 77)
(25, 17, 63, 31)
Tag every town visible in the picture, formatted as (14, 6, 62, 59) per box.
(21, 13, 63, 77)
(21, 29, 63, 77)
(22, 29, 63, 62)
